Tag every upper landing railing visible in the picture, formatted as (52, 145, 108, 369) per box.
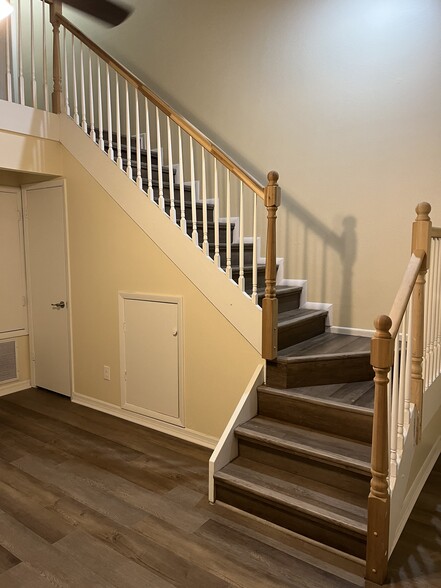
(366, 203, 441, 585)
(2, 0, 281, 358)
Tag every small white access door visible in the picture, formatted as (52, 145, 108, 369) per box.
(120, 294, 184, 426)
(23, 179, 72, 397)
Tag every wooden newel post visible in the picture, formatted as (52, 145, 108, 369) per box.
(366, 314, 393, 585)
(411, 202, 432, 442)
(262, 171, 281, 360)
(50, 0, 62, 114)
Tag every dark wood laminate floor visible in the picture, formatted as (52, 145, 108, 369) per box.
(0, 388, 438, 587)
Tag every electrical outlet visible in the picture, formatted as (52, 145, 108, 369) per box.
(103, 365, 111, 381)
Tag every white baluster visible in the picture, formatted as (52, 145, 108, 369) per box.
(6, 3, 12, 101)
(88, 51, 96, 141)
(178, 126, 186, 233)
(80, 43, 87, 132)
(135, 91, 142, 188)
(201, 147, 209, 255)
(115, 73, 122, 168)
(404, 301, 413, 427)
(144, 98, 154, 200)
(17, 0, 24, 104)
(238, 182, 245, 291)
(189, 137, 198, 244)
(167, 117, 176, 223)
(226, 169, 232, 279)
(125, 79, 132, 179)
(252, 192, 258, 304)
(106, 64, 113, 159)
(390, 331, 400, 478)
(156, 107, 164, 210)
(63, 26, 70, 115)
(42, 0, 49, 110)
(30, 0, 37, 107)
(71, 34, 79, 124)
(397, 311, 408, 452)
(97, 58, 104, 149)
(435, 241, 441, 379)
(213, 159, 220, 267)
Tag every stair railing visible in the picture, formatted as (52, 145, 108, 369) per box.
(366, 203, 439, 585)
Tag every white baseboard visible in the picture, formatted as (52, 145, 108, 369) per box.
(72, 392, 218, 449)
(0, 379, 31, 397)
(328, 326, 374, 338)
(390, 435, 441, 554)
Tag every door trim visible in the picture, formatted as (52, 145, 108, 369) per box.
(22, 178, 74, 396)
(118, 291, 185, 427)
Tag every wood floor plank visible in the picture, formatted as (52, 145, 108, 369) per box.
(0, 510, 111, 587)
(13, 455, 149, 527)
(0, 562, 54, 587)
(55, 530, 175, 588)
(0, 544, 20, 574)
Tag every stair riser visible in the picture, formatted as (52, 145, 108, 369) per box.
(237, 438, 371, 497)
(266, 356, 374, 388)
(218, 246, 255, 268)
(231, 266, 266, 291)
(257, 290, 302, 312)
(215, 482, 366, 559)
(257, 390, 373, 443)
(185, 223, 234, 245)
(278, 315, 326, 350)
(160, 200, 215, 224)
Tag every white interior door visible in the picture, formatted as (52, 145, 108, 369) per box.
(23, 179, 72, 397)
(121, 294, 183, 426)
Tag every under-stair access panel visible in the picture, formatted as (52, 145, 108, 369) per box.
(119, 293, 184, 427)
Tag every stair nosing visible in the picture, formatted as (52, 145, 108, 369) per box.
(274, 350, 371, 364)
(236, 421, 371, 475)
(214, 469, 367, 537)
(258, 385, 374, 416)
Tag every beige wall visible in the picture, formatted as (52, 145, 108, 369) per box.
(70, 0, 441, 328)
(63, 148, 261, 438)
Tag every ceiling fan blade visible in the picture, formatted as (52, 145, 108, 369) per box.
(63, 0, 132, 26)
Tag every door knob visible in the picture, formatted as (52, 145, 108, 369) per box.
(51, 301, 66, 309)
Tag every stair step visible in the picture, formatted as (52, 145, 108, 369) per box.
(258, 385, 373, 443)
(236, 416, 371, 477)
(277, 309, 327, 350)
(215, 457, 367, 558)
(256, 286, 302, 312)
(267, 333, 373, 388)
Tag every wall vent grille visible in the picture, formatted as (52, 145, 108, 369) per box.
(0, 340, 17, 383)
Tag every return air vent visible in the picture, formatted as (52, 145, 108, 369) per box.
(0, 340, 17, 383)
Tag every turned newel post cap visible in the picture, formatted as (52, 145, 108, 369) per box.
(264, 171, 281, 207)
(267, 170, 279, 185)
(415, 202, 431, 221)
(374, 315, 392, 335)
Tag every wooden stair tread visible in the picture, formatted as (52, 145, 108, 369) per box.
(259, 383, 374, 412)
(236, 416, 371, 474)
(276, 332, 371, 359)
(215, 458, 367, 536)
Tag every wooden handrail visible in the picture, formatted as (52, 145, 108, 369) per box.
(388, 251, 425, 339)
(57, 14, 265, 199)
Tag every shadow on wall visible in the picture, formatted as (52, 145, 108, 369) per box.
(280, 193, 357, 327)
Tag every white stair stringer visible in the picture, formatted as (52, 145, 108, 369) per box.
(59, 114, 262, 352)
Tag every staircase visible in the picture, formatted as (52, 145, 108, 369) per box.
(214, 301, 375, 561)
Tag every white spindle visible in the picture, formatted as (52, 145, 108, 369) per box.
(106, 64, 113, 159)
(30, 0, 37, 107)
(167, 117, 176, 223)
(125, 79, 132, 179)
(144, 98, 154, 200)
(213, 159, 220, 267)
(156, 107, 164, 210)
(97, 58, 104, 150)
(115, 73, 122, 168)
(189, 137, 198, 244)
(178, 127, 186, 233)
(135, 91, 142, 188)
(238, 182, 245, 291)
(17, 0, 24, 104)
(404, 302, 413, 427)
(226, 170, 232, 279)
(397, 311, 408, 452)
(390, 331, 400, 479)
(252, 192, 258, 304)
(435, 240, 441, 380)
(72, 34, 79, 124)
(201, 147, 209, 255)
(88, 51, 96, 141)
(80, 43, 87, 132)
(6, 4, 12, 101)
(42, 0, 48, 110)
(63, 26, 70, 115)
